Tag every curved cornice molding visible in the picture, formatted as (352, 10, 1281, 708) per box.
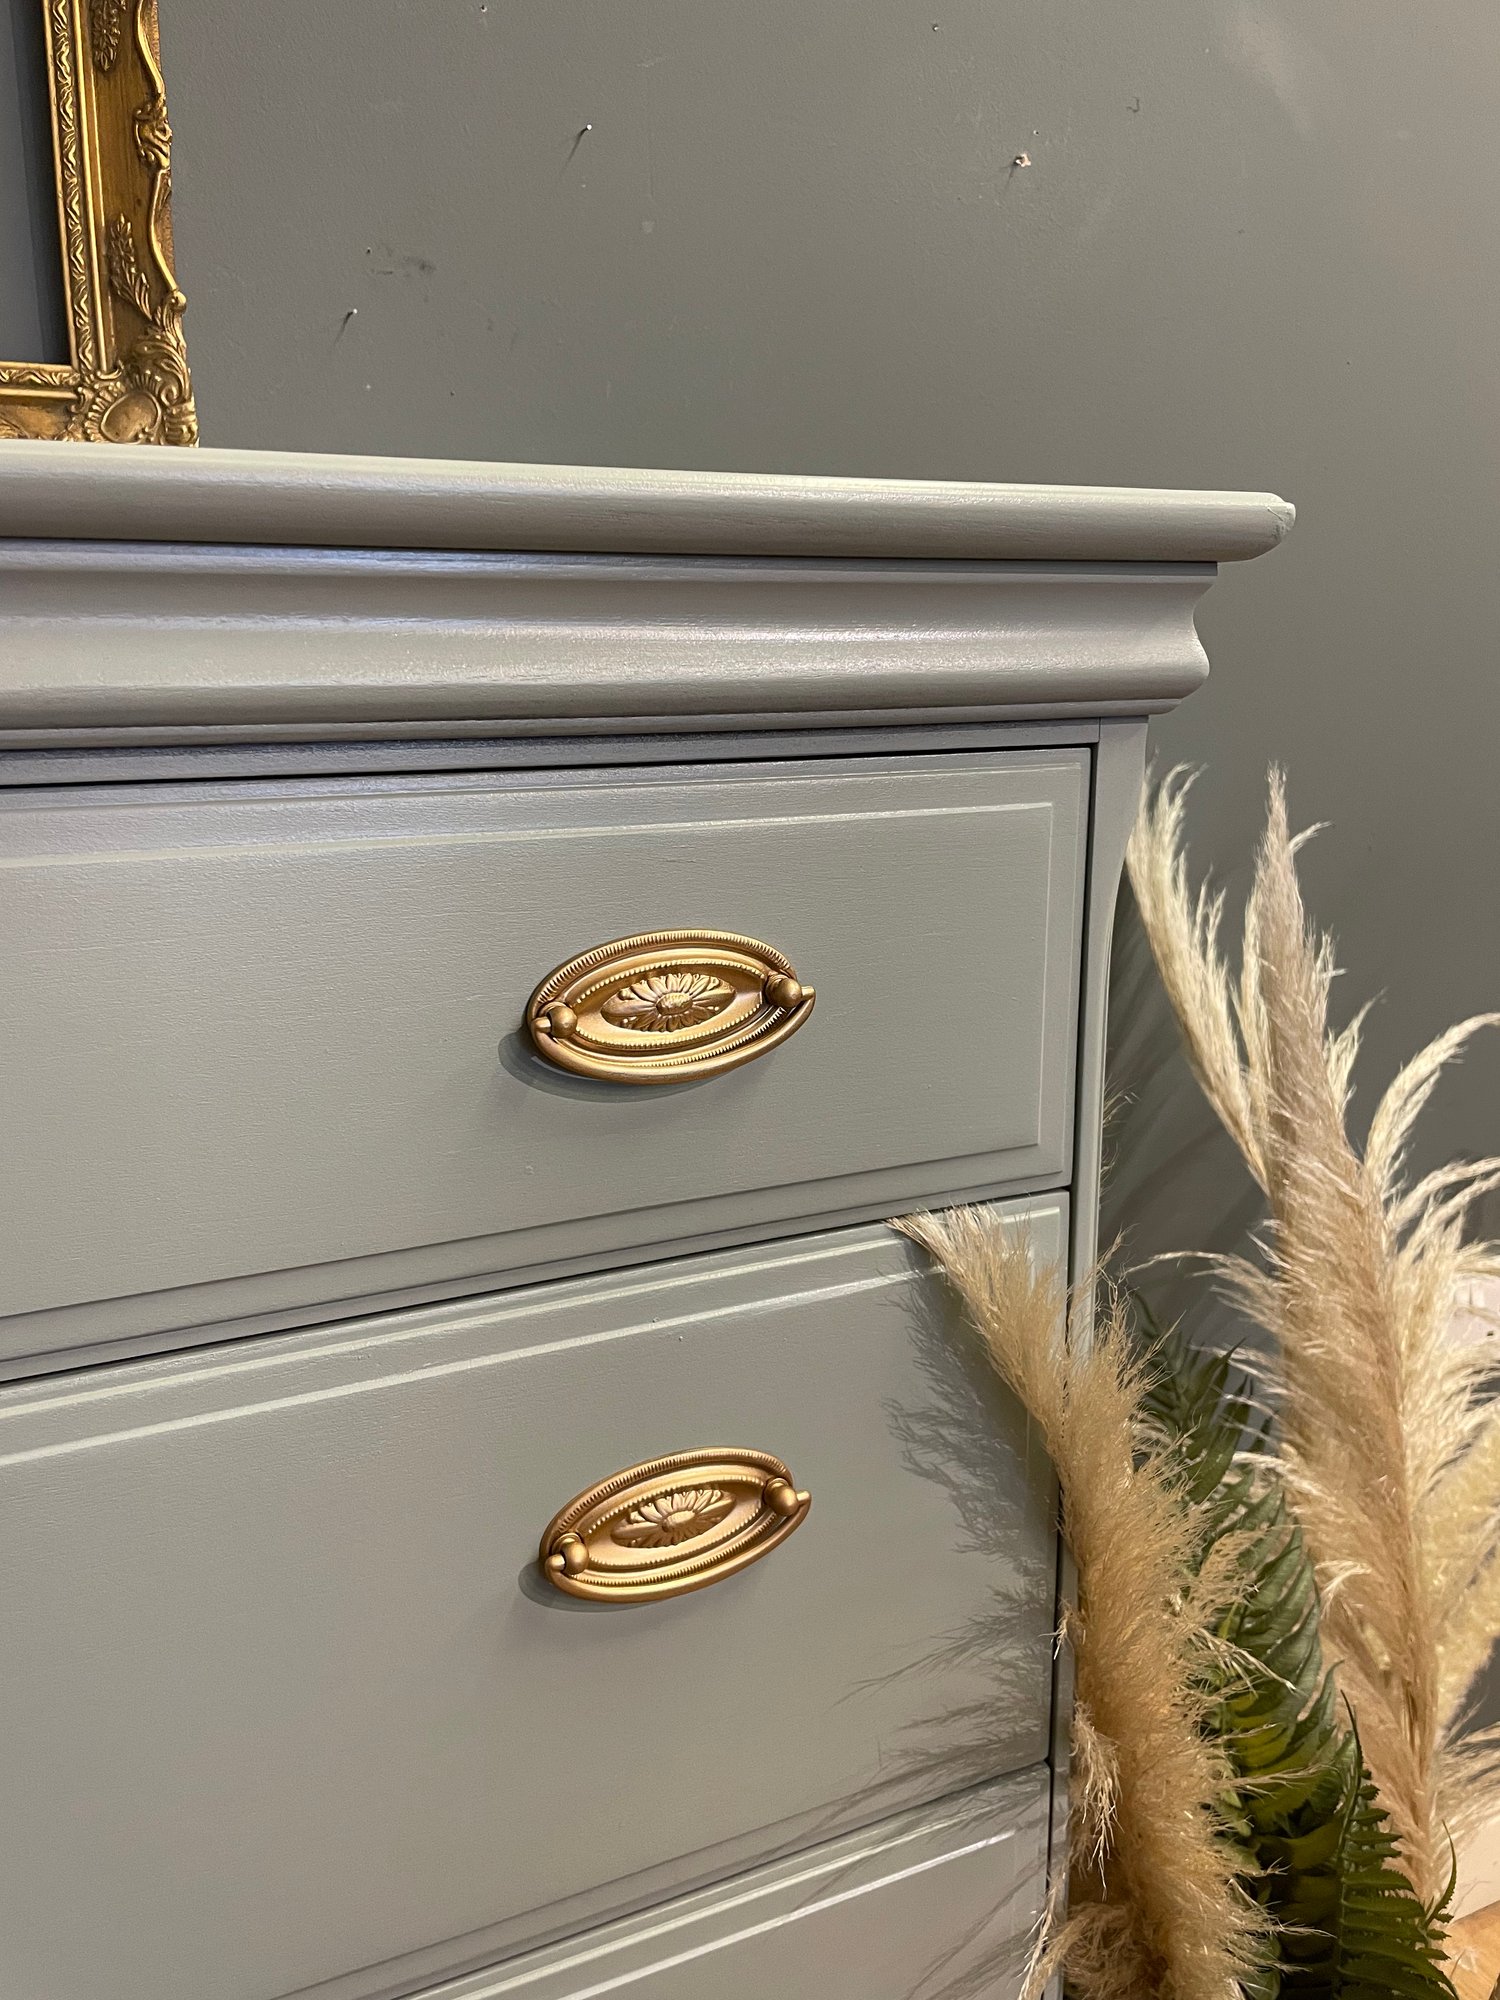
(0, 443, 1292, 563)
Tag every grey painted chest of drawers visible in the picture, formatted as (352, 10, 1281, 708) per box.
(0, 444, 1291, 2000)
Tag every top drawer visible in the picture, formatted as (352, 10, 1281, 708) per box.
(0, 749, 1085, 1360)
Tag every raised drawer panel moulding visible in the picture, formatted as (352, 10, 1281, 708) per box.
(406, 1770, 1051, 2000)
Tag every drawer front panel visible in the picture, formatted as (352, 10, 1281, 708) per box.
(419, 1769, 1048, 2000)
(0, 1210, 1061, 2000)
(0, 750, 1085, 1354)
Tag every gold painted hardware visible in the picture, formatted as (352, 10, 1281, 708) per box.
(538, 1448, 812, 1603)
(0, 0, 195, 443)
(525, 930, 815, 1084)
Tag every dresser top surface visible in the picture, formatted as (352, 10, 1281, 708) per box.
(0, 442, 1292, 564)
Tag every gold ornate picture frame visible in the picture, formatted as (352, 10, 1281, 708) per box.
(0, 0, 195, 443)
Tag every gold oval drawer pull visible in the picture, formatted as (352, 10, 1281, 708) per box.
(538, 1448, 812, 1603)
(525, 930, 815, 1084)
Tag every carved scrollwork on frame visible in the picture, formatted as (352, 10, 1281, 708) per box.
(0, 0, 197, 445)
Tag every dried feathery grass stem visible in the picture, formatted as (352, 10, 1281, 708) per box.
(896, 1208, 1260, 2000)
(1127, 768, 1500, 1902)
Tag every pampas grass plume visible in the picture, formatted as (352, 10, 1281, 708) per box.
(896, 1207, 1260, 2000)
(1127, 768, 1500, 1902)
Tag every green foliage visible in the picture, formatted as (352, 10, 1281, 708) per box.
(1132, 1302, 1457, 2000)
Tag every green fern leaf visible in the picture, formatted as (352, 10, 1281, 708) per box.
(1132, 1301, 1457, 2000)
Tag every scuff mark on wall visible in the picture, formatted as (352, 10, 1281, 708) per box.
(366, 243, 436, 282)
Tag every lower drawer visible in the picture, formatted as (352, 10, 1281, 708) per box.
(0, 1204, 1062, 2000)
(416, 1767, 1049, 2000)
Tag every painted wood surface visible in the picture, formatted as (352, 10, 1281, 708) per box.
(413, 1770, 1048, 2000)
(0, 440, 1293, 561)
(0, 545, 1216, 743)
